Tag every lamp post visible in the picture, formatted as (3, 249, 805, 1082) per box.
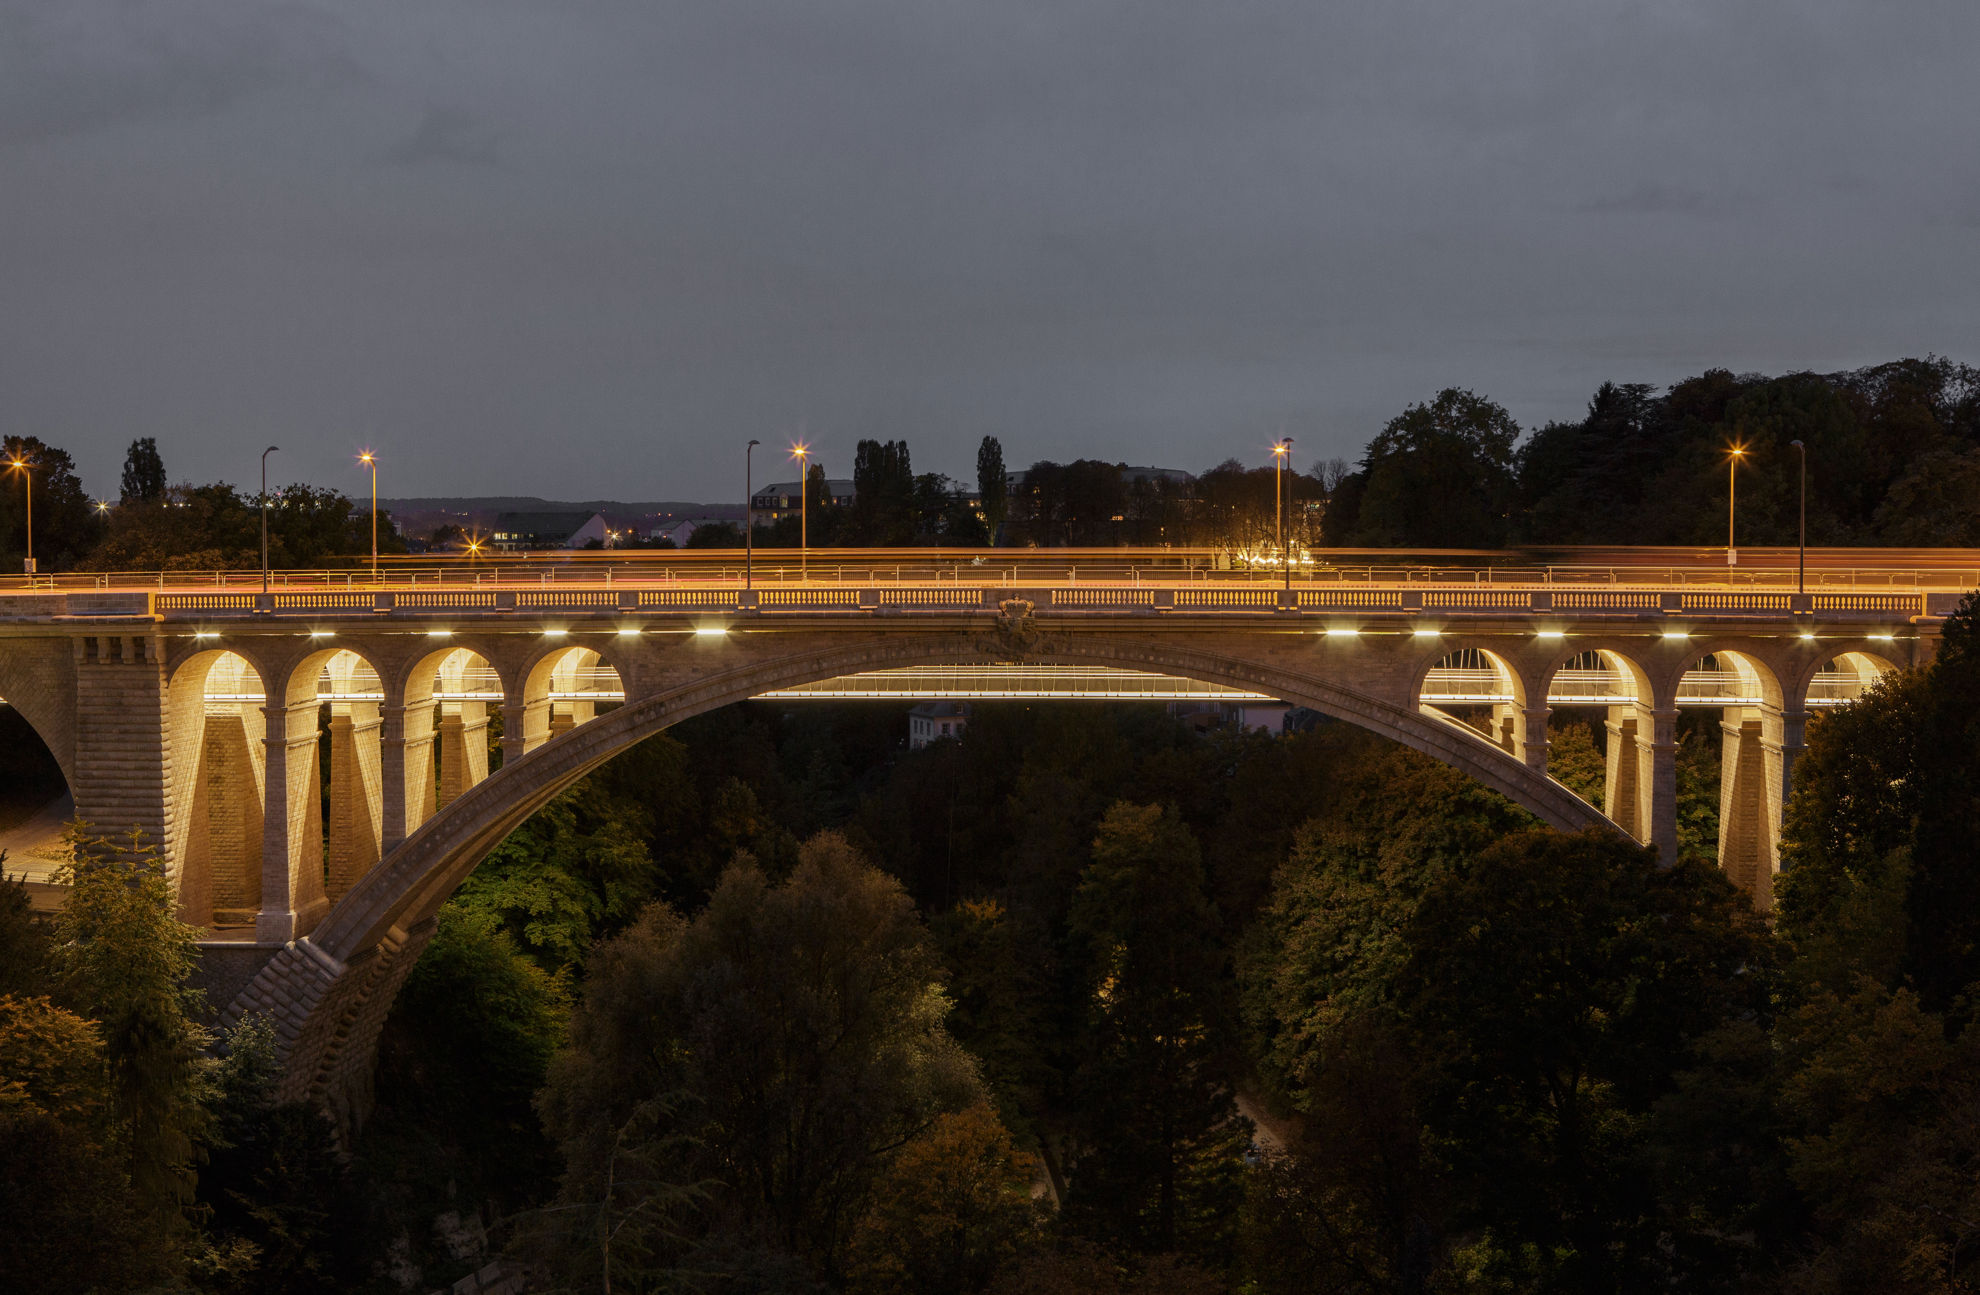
(1275, 438, 1294, 591)
(358, 451, 379, 581)
(790, 442, 811, 582)
(746, 439, 760, 589)
(1726, 445, 1745, 567)
(1790, 439, 1806, 596)
(6, 454, 31, 577)
(261, 445, 280, 594)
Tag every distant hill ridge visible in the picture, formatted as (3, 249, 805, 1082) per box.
(380, 497, 732, 515)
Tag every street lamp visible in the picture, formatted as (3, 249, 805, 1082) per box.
(746, 439, 760, 589)
(6, 454, 32, 577)
(1790, 440, 1807, 596)
(261, 446, 280, 594)
(1273, 438, 1294, 591)
(790, 441, 811, 581)
(358, 450, 379, 581)
(1725, 445, 1745, 567)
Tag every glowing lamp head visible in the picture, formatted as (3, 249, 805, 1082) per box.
(693, 625, 728, 639)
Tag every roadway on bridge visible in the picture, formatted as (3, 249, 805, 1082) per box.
(7, 546, 1980, 594)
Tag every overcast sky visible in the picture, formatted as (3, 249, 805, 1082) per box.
(2, 1, 1975, 502)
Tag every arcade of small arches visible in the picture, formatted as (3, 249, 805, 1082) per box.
(1413, 641, 1897, 907)
(161, 637, 625, 942)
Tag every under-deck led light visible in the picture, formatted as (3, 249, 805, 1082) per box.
(1662, 630, 1690, 640)
(617, 627, 643, 638)
(1800, 632, 1816, 641)
(1412, 628, 1441, 639)
(1869, 633, 1896, 642)
(693, 625, 728, 639)
(194, 631, 219, 641)
(1323, 627, 1358, 638)
(426, 629, 452, 638)
(309, 630, 335, 639)
(542, 628, 568, 638)
(1536, 630, 1565, 640)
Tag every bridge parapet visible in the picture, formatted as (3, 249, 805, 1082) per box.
(0, 584, 1946, 625)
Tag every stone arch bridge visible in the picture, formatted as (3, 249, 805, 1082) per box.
(0, 578, 1951, 1127)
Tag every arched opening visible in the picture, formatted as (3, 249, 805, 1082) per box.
(1807, 650, 1896, 707)
(528, 646, 626, 749)
(172, 650, 268, 930)
(312, 650, 387, 904)
(319, 637, 1610, 965)
(1543, 649, 1656, 837)
(0, 692, 74, 906)
(416, 647, 504, 820)
(1681, 649, 1787, 906)
(1417, 647, 1525, 754)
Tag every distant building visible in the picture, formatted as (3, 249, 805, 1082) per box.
(908, 700, 970, 749)
(751, 479, 855, 522)
(650, 517, 731, 547)
(490, 511, 608, 551)
(1168, 699, 1293, 736)
(1120, 465, 1196, 489)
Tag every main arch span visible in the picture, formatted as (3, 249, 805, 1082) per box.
(0, 576, 1952, 1122)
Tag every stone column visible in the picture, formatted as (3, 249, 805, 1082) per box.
(1642, 706, 1679, 864)
(258, 694, 329, 944)
(380, 698, 437, 852)
(1717, 711, 1770, 898)
(1513, 703, 1550, 773)
(325, 703, 384, 902)
(503, 683, 549, 765)
(71, 634, 175, 864)
(1602, 706, 1643, 840)
(435, 702, 490, 809)
(196, 706, 266, 926)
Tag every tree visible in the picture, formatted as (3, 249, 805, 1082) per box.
(844, 1103, 1041, 1294)
(1343, 389, 1520, 548)
(684, 520, 743, 548)
(0, 434, 101, 571)
(1765, 984, 1980, 1294)
(1063, 803, 1249, 1258)
(49, 825, 212, 1224)
(537, 832, 986, 1282)
(1873, 447, 1980, 544)
(120, 438, 167, 504)
(1776, 594, 1980, 1012)
(0, 992, 105, 1122)
(851, 439, 916, 543)
(977, 437, 1008, 542)
(0, 1109, 174, 1293)
(196, 1015, 357, 1295)
(1394, 830, 1772, 1291)
(0, 870, 50, 997)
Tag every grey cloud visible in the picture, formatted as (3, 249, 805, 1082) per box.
(0, 0, 1975, 500)
(0, 1, 359, 147)
(382, 108, 500, 168)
